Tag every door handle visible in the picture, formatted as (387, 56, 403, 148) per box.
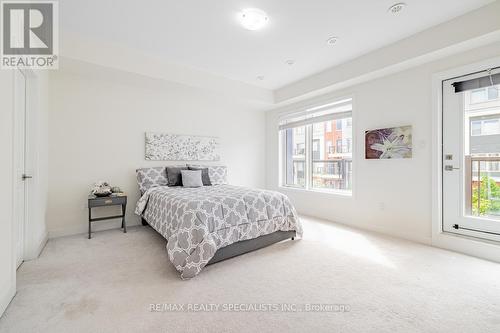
(22, 174, 33, 180)
(444, 165, 459, 171)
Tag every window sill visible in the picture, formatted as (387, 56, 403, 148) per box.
(278, 185, 352, 197)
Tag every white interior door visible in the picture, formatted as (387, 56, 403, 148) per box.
(443, 69, 500, 241)
(13, 69, 26, 268)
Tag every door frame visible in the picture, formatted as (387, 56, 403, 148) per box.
(432, 56, 500, 262)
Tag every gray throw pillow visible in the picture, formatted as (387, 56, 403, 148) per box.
(188, 167, 212, 186)
(166, 166, 188, 186)
(181, 170, 203, 188)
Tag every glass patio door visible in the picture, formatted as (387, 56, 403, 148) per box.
(442, 69, 500, 241)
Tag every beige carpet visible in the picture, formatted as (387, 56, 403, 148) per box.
(1, 216, 500, 333)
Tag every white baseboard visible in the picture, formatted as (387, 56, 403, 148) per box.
(299, 213, 432, 245)
(24, 231, 48, 261)
(358, 223, 432, 245)
(0, 284, 15, 319)
(48, 219, 141, 239)
(299, 214, 500, 263)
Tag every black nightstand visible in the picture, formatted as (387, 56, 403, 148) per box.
(88, 194, 127, 239)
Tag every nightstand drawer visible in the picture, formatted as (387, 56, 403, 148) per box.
(88, 196, 127, 207)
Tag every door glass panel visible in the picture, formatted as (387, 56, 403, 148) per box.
(465, 84, 500, 220)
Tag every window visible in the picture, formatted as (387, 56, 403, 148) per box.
(471, 121, 482, 136)
(326, 140, 333, 154)
(346, 138, 352, 153)
(484, 119, 500, 135)
(336, 139, 342, 154)
(490, 86, 499, 100)
(295, 143, 305, 155)
(295, 126, 305, 135)
(470, 86, 499, 103)
(471, 89, 487, 104)
(312, 139, 321, 160)
(336, 120, 342, 130)
(279, 98, 353, 193)
(471, 118, 500, 136)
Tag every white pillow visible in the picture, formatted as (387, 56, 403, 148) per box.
(187, 165, 227, 185)
(181, 170, 203, 188)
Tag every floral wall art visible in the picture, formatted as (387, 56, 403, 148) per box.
(145, 133, 221, 161)
(365, 126, 412, 159)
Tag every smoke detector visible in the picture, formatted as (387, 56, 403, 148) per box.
(388, 3, 406, 14)
(326, 36, 339, 46)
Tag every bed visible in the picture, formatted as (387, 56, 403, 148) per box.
(134, 167, 302, 279)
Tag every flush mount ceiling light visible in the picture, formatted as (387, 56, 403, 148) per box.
(388, 2, 407, 14)
(256, 75, 265, 81)
(238, 8, 269, 31)
(326, 36, 339, 46)
(285, 59, 295, 66)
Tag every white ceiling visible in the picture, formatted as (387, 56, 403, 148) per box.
(60, 0, 494, 90)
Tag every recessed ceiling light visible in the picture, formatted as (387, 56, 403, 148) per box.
(326, 36, 339, 46)
(256, 75, 265, 80)
(238, 8, 269, 31)
(285, 59, 295, 66)
(388, 2, 406, 14)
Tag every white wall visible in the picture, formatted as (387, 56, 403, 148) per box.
(266, 42, 500, 244)
(0, 70, 16, 317)
(47, 61, 267, 237)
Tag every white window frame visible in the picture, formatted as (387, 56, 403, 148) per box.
(278, 97, 354, 196)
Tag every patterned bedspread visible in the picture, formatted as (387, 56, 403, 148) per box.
(135, 185, 302, 279)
